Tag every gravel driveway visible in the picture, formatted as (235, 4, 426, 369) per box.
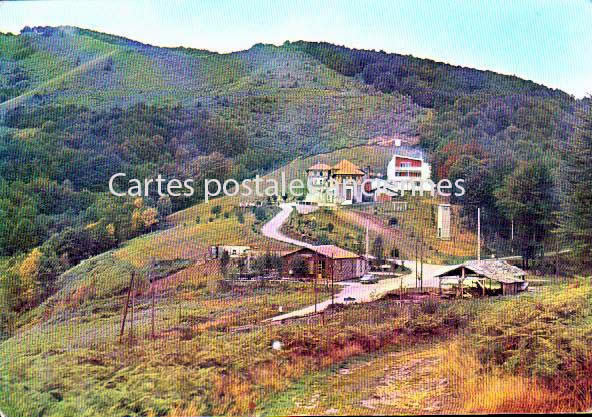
(261, 203, 313, 248)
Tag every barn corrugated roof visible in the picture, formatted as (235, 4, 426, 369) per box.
(435, 260, 526, 283)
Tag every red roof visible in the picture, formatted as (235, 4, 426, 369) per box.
(286, 245, 360, 259)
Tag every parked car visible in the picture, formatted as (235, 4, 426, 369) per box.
(360, 274, 378, 284)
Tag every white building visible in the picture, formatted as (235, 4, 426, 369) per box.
(437, 204, 451, 240)
(209, 245, 251, 258)
(386, 154, 432, 194)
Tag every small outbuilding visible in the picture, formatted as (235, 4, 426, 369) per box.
(282, 245, 368, 281)
(435, 259, 527, 296)
(209, 245, 251, 258)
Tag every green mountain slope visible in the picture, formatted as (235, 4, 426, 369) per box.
(0, 26, 591, 417)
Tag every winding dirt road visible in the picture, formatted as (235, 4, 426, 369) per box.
(261, 203, 313, 249)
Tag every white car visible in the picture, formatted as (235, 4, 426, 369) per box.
(360, 274, 378, 284)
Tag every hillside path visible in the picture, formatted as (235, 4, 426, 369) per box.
(261, 203, 313, 248)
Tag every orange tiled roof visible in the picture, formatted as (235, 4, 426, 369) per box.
(331, 160, 365, 176)
(307, 163, 332, 171)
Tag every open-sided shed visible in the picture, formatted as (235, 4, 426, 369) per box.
(435, 260, 527, 296)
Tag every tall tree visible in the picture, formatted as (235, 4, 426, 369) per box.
(219, 250, 231, 278)
(495, 161, 555, 268)
(559, 108, 592, 260)
(372, 236, 385, 263)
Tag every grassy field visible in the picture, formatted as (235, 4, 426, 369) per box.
(352, 198, 478, 263)
(2, 277, 591, 416)
(281, 197, 478, 264)
(260, 280, 592, 415)
(10, 197, 292, 332)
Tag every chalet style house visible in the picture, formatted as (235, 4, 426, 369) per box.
(304, 160, 367, 206)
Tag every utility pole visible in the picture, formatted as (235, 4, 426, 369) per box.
(331, 259, 335, 308)
(511, 218, 514, 255)
(365, 221, 369, 259)
(555, 237, 560, 283)
(119, 272, 135, 344)
(150, 267, 155, 339)
(314, 252, 319, 314)
(477, 207, 481, 261)
(415, 238, 418, 289)
(420, 227, 424, 291)
(130, 274, 135, 345)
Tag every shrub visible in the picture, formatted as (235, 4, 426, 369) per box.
(419, 297, 439, 315)
(316, 234, 331, 245)
(254, 207, 267, 222)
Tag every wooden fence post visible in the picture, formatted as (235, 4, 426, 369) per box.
(130, 276, 135, 345)
(119, 272, 135, 344)
(151, 269, 155, 339)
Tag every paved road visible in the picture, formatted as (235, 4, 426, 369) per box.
(260, 204, 451, 321)
(261, 203, 313, 248)
(265, 259, 448, 321)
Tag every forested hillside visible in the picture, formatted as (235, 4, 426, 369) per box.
(290, 41, 584, 261)
(0, 26, 589, 333)
(1, 25, 592, 417)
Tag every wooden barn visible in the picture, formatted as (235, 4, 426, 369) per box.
(282, 245, 368, 281)
(435, 260, 527, 296)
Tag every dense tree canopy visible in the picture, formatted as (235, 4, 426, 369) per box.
(559, 109, 592, 259)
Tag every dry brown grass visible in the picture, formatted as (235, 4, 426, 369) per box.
(167, 402, 207, 417)
(441, 340, 573, 413)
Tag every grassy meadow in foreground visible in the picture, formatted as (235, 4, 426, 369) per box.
(1, 276, 591, 416)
